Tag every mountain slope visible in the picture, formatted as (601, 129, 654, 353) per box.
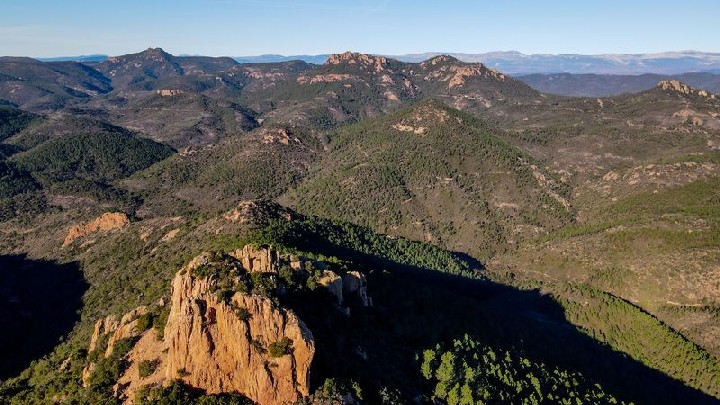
(284, 100, 572, 257)
(124, 125, 319, 216)
(75, 90, 259, 149)
(3, 200, 717, 404)
(0, 57, 112, 111)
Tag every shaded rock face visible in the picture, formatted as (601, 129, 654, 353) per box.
(164, 268, 314, 405)
(83, 305, 152, 388)
(63, 212, 129, 247)
(317, 270, 343, 305)
(342, 271, 371, 307)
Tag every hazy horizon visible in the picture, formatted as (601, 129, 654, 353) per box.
(14, 49, 720, 60)
(2, 0, 719, 58)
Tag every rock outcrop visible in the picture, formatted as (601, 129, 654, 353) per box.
(231, 244, 281, 273)
(342, 271, 372, 307)
(317, 270, 343, 305)
(326, 51, 389, 72)
(223, 200, 299, 226)
(63, 212, 130, 247)
(156, 89, 184, 96)
(84, 245, 324, 405)
(658, 80, 718, 99)
(164, 264, 314, 405)
(419, 55, 507, 88)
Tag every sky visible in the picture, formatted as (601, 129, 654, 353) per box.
(1, 0, 719, 58)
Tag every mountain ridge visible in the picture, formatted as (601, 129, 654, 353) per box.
(19, 49, 720, 74)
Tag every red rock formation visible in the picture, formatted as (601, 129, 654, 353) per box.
(164, 268, 314, 405)
(63, 212, 130, 247)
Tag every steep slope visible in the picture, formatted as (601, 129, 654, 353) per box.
(0, 107, 40, 144)
(95, 48, 185, 90)
(83, 247, 315, 405)
(10, 129, 173, 184)
(492, 153, 720, 355)
(0, 57, 112, 111)
(75, 91, 259, 149)
(284, 99, 571, 257)
(124, 124, 319, 216)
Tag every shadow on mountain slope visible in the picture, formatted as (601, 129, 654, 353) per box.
(281, 236, 718, 404)
(0, 255, 87, 379)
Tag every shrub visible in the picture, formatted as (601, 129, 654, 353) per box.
(235, 307, 252, 321)
(268, 337, 292, 358)
(135, 313, 154, 332)
(153, 305, 171, 340)
(138, 359, 160, 378)
(251, 340, 265, 354)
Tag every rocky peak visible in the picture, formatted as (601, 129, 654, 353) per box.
(107, 47, 171, 64)
(163, 261, 314, 405)
(422, 54, 461, 66)
(418, 56, 505, 88)
(84, 246, 316, 404)
(82, 245, 374, 404)
(101, 48, 183, 81)
(326, 51, 389, 72)
(657, 80, 717, 99)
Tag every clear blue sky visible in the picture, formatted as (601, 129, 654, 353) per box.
(2, 0, 719, 57)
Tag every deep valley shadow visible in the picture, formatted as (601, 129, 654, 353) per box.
(281, 236, 719, 405)
(0, 254, 87, 379)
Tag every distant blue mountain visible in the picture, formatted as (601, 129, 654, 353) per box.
(37, 54, 108, 63)
(233, 51, 720, 75)
(233, 54, 330, 65)
(26, 50, 720, 75)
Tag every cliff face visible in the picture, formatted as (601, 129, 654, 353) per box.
(85, 246, 320, 405)
(164, 265, 314, 405)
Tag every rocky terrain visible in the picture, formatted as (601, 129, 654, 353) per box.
(83, 246, 325, 404)
(1, 49, 720, 404)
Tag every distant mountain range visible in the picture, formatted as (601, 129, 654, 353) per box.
(391, 51, 720, 75)
(35, 51, 720, 75)
(37, 54, 109, 63)
(518, 72, 720, 97)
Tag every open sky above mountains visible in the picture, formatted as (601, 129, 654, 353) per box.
(2, 0, 719, 58)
